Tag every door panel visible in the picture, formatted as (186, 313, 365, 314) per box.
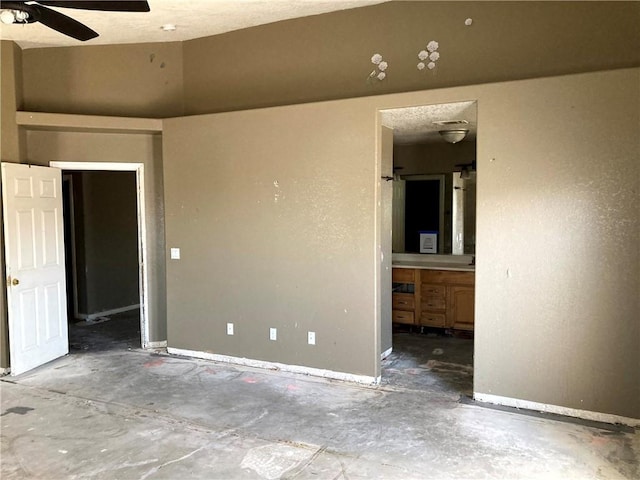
(44, 283, 63, 341)
(17, 209, 36, 269)
(19, 288, 38, 348)
(42, 209, 60, 266)
(2, 163, 69, 375)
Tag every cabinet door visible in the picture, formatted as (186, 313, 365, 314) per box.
(450, 286, 475, 330)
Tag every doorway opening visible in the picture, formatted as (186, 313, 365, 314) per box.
(52, 162, 149, 351)
(379, 101, 477, 397)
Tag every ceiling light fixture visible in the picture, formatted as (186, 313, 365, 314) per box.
(433, 120, 469, 126)
(439, 129, 469, 144)
(160, 23, 176, 31)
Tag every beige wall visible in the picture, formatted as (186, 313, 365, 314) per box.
(182, 1, 640, 114)
(25, 130, 167, 342)
(163, 68, 639, 418)
(1, 41, 25, 163)
(163, 99, 379, 377)
(471, 69, 640, 419)
(21, 42, 184, 118)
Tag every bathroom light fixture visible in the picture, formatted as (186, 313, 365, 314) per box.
(439, 129, 469, 144)
(161, 23, 176, 31)
(433, 120, 469, 126)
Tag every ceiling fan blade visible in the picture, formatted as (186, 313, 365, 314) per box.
(36, 1, 150, 12)
(34, 4, 98, 41)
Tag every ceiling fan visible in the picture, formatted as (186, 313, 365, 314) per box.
(0, 1, 150, 41)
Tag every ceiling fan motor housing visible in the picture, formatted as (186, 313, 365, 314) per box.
(0, 2, 40, 23)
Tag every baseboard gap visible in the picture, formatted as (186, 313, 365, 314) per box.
(460, 395, 635, 433)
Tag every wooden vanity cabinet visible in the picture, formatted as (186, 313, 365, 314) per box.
(392, 268, 418, 325)
(392, 267, 475, 331)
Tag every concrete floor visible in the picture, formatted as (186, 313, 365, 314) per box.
(1, 315, 638, 479)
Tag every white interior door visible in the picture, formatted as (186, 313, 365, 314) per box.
(1, 163, 68, 375)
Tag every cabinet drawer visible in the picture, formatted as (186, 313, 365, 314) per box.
(421, 283, 445, 296)
(420, 312, 446, 327)
(392, 310, 415, 324)
(393, 293, 415, 310)
(392, 268, 415, 283)
(422, 295, 446, 310)
(420, 270, 474, 286)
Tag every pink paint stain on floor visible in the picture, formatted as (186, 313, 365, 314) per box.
(286, 384, 299, 391)
(143, 358, 165, 368)
(590, 435, 610, 446)
(203, 367, 217, 375)
(242, 377, 258, 384)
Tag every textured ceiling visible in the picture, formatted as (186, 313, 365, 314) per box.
(381, 101, 477, 145)
(0, 0, 385, 49)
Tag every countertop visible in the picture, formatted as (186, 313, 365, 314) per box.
(391, 254, 475, 272)
(392, 261, 475, 272)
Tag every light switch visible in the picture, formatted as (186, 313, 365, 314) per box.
(170, 248, 180, 259)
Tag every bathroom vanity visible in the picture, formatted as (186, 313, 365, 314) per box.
(392, 255, 475, 331)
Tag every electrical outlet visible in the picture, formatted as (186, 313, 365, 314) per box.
(307, 331, 316, 345)
(269, 328, 277, 341)
(227, 323, 234, 335)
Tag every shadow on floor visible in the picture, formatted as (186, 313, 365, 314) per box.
(69, 309, 141, 353)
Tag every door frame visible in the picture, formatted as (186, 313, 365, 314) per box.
(377, 100, 478, 381)
(50, 162, 150, 348)
(62, 174, 80, 320)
